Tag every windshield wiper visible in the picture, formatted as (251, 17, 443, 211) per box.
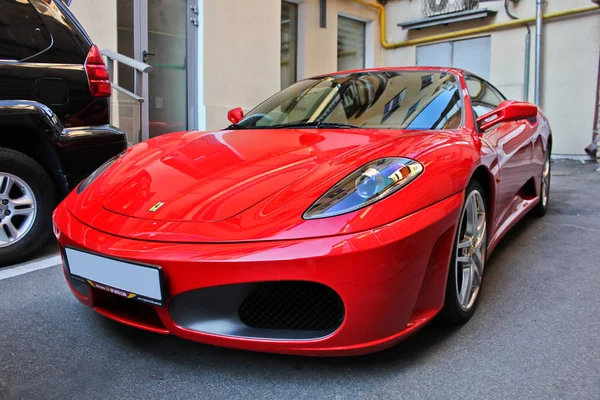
(225, 121, 362, 130)
(268, 121, 361, 129)
(313, 122, 361, 129)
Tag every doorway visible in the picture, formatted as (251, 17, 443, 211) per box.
(117, 0, 199, 140)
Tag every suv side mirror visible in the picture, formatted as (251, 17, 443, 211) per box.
(227, 107, 244, 124)
(476, 101, 537, 131)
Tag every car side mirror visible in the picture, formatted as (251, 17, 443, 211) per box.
(227, 107, 244, 124)
(476, 101, 537, 131)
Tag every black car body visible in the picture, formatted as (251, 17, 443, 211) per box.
(0, 0, 126, 265)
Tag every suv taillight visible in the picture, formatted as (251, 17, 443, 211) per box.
(84, 45, 111, 97)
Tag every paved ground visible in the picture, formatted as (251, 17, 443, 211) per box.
(1, 162, 599, 400)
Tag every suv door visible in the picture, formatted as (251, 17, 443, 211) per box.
(466, 76, 535, 236)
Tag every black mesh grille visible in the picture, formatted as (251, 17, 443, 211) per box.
(238, 282, 344, 331)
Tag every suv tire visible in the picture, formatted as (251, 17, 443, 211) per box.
(0, 148, 57, 267)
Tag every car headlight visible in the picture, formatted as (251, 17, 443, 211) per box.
(303, 157, 423, 219)
(76, 153, 122, 194)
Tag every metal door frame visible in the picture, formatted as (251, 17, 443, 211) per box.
(132, 0, 199, 140)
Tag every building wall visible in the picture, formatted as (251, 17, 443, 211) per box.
(68, 0, 118, 52)
(65, 0, 599, 155)
(202, 0, 383, 130)
(383, 0, 600, 155)
(202, 0, 281, 130)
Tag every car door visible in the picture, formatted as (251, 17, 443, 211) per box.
(466, 76, 535, 235)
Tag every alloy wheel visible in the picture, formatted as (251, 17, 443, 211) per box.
(0, 173, 37, 248)
(455, 190, 486, 311)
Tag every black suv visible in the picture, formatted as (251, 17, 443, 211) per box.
(0, 0, 126, 266)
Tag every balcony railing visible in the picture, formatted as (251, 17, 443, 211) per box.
(422, 0, 479, 18)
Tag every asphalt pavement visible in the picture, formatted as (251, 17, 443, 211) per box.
(1, 161, 599, 400)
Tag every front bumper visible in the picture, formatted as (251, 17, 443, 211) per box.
(53, 192, 463, 356)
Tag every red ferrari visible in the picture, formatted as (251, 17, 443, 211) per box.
(53, 67, 551, 356)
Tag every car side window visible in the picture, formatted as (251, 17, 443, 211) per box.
(0, 0, 52, 61)
(466, 76, 504, 118)
(485, 82, 507, 104)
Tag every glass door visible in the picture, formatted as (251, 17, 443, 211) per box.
(117, 0, 198, 141)
(145, 0, 189, 137)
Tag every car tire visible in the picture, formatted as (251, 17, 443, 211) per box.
(0, 148, 57, 267)
(531, 147, 550, 217)
(441, 180, 487, 324)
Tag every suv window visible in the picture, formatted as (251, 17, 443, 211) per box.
(0, 0, 52, 61)
(466, 76, 505, 117)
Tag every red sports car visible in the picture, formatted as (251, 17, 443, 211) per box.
(53, 67, 551, 356)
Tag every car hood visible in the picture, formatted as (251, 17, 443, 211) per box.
(103, 128, 397, 222)
(66, 127, 466, 242)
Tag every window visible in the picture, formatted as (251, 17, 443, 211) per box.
(234, 71, 463, 131)
(0, 0, 51, 61)
(417, 36, 491, 80)
(466, 76, 506, 117)
(337, 16, 365, 71)
(281, 2, 298, 89)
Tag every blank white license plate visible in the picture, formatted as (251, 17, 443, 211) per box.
(64, 248, 163, 305)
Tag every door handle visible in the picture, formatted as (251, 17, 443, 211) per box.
(142, 51, 155, 63)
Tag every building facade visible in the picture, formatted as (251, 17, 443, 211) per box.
(69, 0, 599, 155)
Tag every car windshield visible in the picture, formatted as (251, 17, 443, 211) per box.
(233, 71, 463, 130)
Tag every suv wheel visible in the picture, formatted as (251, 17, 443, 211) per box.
(0, 148, 56, 267)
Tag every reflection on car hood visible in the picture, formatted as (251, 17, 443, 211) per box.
(98, 128, 400, 222)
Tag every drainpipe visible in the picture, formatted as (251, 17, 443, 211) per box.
(534, 0, 544, 106)
(584, 51, 600, 157)
(524, 25, 531, 102)
(505, 0, 530, 102)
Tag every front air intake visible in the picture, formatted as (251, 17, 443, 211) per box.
(238, 281, 344, 331)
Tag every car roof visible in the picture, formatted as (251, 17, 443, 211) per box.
(315, 66, 471, 79)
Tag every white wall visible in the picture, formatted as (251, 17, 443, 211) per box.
(68, 0, 118, 52)
(202, 0, 281, 130)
